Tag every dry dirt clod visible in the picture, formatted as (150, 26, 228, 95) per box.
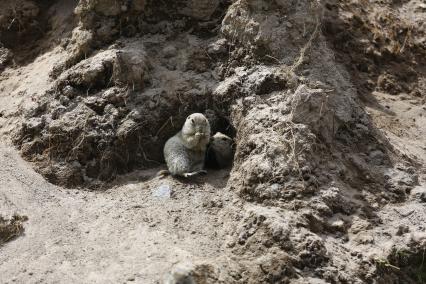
(0, 215, 27, 246)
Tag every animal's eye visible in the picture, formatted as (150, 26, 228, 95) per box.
(191, 118, 194, 124)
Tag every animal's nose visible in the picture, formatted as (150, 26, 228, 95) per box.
(195, 132, 204, 137)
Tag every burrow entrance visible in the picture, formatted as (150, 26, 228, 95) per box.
(0, 0, 77, 66)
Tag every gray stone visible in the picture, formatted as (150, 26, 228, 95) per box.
(152, 184, 172, 198)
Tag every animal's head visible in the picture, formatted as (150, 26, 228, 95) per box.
(211, 132, 233, 152)
(182, 113, 211, 149)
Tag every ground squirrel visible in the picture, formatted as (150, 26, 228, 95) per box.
(162, 113, 211, 177)
(206, 132, 234, 169)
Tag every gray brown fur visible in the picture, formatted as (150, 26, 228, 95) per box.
(163, 113, 211, 177)
(206, 132, 234, 168)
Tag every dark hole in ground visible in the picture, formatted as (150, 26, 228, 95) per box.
(144, 107, 237, 173)
(0, 0, 59, 65)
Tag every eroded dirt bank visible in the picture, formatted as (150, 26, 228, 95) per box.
(0, 0, 425, 283)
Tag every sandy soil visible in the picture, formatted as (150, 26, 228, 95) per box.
(0, 144, 235, 283)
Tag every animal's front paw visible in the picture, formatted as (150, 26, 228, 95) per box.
(182, 170, 207, 178)
(183, 172, 195, 178)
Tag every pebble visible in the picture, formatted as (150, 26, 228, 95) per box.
(162, 45, 177, 58)
(152, 184, 172, 198)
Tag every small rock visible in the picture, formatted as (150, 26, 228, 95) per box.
(164, 262, 195, 284)
(24, 117, 44, 132)
(238, 232, 247, 244)
(330, 219, 345, 232)
(353, 233, 374, 244)
(165, 262, 216, 284)
(369, 150, 385, 165)
(207, 38, 228, 55)
(396, 225, 409, 236)
(59, 95, 70, 106)
(62, 85, 78, 98)
(420, 192, 426, 203)
(180, 0, 219, 20)
(152, 184, 172, 198)
(226, 240, 236, 248)
(0, 47, 13, 69)
(163, 45, 177, 58)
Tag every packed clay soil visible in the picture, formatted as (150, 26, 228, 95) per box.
(0, 0, 425, 283)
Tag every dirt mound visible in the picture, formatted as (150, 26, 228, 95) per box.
(323, 0, 426, 101)
(14, 0, 233, 187)
(2, 0, 426, 283)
